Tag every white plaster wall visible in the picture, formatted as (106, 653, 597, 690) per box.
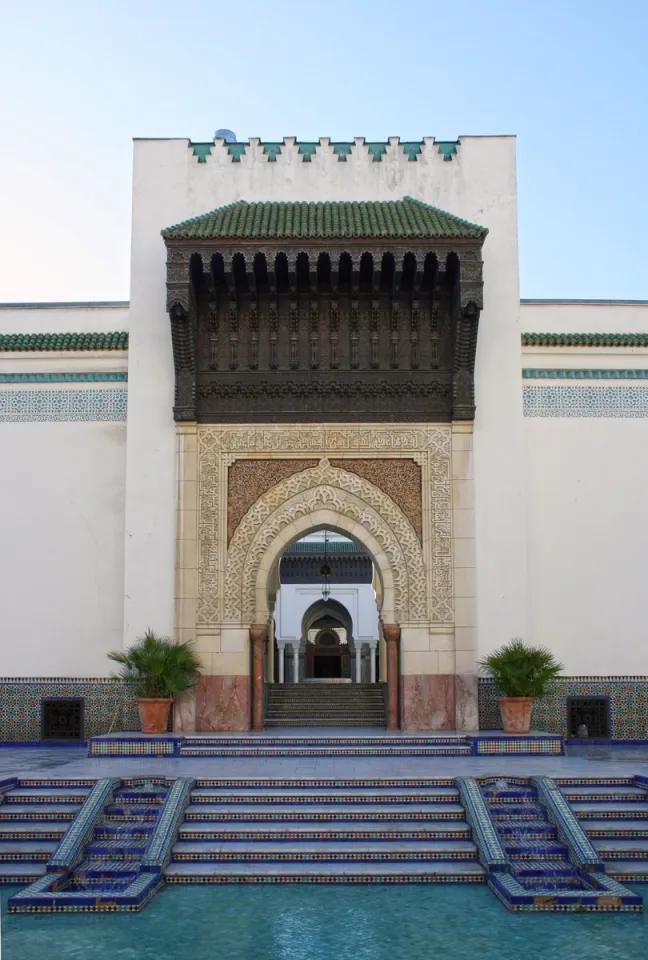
(0, 303, 129, 335)
(525, 416, 648, 675)
(126, 134, 528, 656)
(275, 584, 379, 642)
(0, 420, 126, 676)
(521, 301, 648, 334)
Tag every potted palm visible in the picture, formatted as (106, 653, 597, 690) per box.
(108, 630, 202, 734)
(478, 639, 563, 734)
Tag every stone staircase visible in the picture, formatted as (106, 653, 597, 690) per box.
(265, 683, 386, 727)
(0, 778, 91, 885)
(164, 777, 485, 884)
(561, 777, 648, 882)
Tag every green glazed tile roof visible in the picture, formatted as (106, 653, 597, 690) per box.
(522, 332, 648, 348)
(0, 331, 128, 352)
(162, 197, 487, 242)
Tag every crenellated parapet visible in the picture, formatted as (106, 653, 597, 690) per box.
(187, 136, 461, 165)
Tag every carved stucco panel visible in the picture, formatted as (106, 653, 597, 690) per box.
(196, 425, 454, 627)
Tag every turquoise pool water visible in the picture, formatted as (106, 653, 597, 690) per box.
(2, 885, 648, 960)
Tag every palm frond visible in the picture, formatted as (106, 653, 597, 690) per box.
(107, 629, 203, 699)
(478, 639, 563, 698)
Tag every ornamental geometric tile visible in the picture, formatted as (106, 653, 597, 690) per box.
(523, 385, 648, 418)
(0, 388, 127, 422)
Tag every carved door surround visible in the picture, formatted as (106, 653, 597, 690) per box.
(192, 424, 454, 631)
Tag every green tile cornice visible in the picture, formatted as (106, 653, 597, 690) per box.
(522, 332, 648, 348)
(162, 197, 487, 241)
(0, 331, 129, 352)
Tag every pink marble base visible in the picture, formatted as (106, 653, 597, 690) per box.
(173, 690, 196, 732)
(455, 673, 479, 731)
(402, 675, 455, 730)
(195, 675, 250, 732)
(401, 674, 479, 731)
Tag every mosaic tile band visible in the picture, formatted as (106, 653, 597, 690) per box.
(478, 678, 648, 739)
(523, 384, 648, 417)
(0, 387, 128, 422)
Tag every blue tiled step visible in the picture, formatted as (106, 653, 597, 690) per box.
(488, 805, 545, 819)
(171, 840, 478, 862)
(178, 822, 471, 841)
(0, 863, 46, 882)
(185, 737, 467, 747)
(164, 861, 486, 882)
(0, 823, 68, 839)
(562, 787, 647, 802)
(0, 841, 58, 861)
(605, 860, 648, 879)
(504, 839, 567, 857)
(73, 858, 140, 878)
(193, 778, 455, 789)
(593, 839, 648, 859)
(85, 841, 148, 859)
(496, 820, 556, 837)
(510, 859, 579, 878)
(184, 805, 466, 822)
(104, 805, 164, 819)
(4, 789, 90, 804)
(573, 803, 648, 818)
(95, 824, 154, 839)
(583, 820, 648, 838)
(181, 746, 472, 757)
(190, 788, 459, 804)
(0, 804, 81, 820)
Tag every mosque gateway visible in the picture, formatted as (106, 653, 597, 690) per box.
(1, 134, 647, 739)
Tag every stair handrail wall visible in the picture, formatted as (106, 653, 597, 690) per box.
(0, 777, 19, 803)
(140, 777, 196, 874)
(531, 777, 605, 873)
(455, 777, 510, 873)
(47, 777, 121, 874)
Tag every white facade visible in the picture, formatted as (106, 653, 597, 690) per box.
(1, 133, 647, 732)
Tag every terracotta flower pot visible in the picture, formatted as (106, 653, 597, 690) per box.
(498, 697, 534, 734)
(136, 698, 173, 734)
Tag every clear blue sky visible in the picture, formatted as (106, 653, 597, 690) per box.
(1, 0, 646, 302)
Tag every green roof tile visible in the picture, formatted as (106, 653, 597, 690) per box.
(0, 331, 129, 352)
(522, 332, 648, 348)
(162, 197, 487, 242)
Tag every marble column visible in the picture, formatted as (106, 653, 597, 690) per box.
(355, 644, 362, 683)
(292, 643, 300, 682)
(250, 624, 266, 731)
(384, 624, 400, 730)
(277, 640, 286, 683)
(369, 640, 377, 683)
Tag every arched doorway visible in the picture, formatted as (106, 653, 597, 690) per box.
(307, 623, 349, 679)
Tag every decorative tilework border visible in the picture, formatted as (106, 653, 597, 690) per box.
(0, 372, 127, 383)
(0, 680, 139, 741)
(141, 778, 195, 872)
(474, 738, 563, 755)
(0, 388, 127, 422)
(164, 874, 485, 885)
(532, 777, 603, 871)
(523, 369, 648, 379)
(523, 384, 648, 418)
(478, 678, 648, 739)
(522, 332, 648, 348)
(455, 778, 509, 872)
(48, 778, 119, 871)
